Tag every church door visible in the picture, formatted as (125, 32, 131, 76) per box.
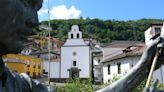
(68, 68, 81, 79)
(71, 70, 78, 79)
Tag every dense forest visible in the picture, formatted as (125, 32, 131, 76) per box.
(38, 18, 163, 44)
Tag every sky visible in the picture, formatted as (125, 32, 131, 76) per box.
(38, 0, 164, 22)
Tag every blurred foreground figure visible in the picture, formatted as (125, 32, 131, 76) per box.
(96, 35, 164, 92)
(0, 0, 48, 92)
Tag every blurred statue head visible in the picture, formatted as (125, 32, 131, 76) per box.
(0, 0, 43, 55)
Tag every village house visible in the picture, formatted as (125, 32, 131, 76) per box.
(92, 45, 103, 83)
(145, 23, 163, 46)
(102, 23, 164, 83)
(145, 23, 164, 83)
(21, 35, 63, 76)
(102, 41, 145, 83)
(3, 54, 43, 78)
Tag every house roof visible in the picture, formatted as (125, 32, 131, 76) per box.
(28, 35, 64, 44)
(102, 42, 146, 63)
(29, 49, 60, 55)
(149, 23, 163, 27)
(103, 41, 144, 61)
(51, 38, 64, 45)
(105, 41, 144, 48)
(145, 22, 163, 31)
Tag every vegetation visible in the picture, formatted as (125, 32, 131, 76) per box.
(54, 76, 164, 92)
(54, 78, 93, 92)
(132, 79, 147, 92)
(38, 18, 163, 44)
(132, 79, 164, 92)
(64, 78, 93, 92)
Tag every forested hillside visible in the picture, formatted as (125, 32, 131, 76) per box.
(39, 18, 163, 44)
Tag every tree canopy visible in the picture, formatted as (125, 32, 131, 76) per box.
(39, 18, 163, 44)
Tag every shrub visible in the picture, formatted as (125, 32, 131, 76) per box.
(64, 78, 93, 92)
(131, 79, 164, 92)
(132, 79, 147, 92)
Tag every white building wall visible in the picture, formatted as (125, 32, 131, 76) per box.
(64, 39, 86, 46)
(93, 56, 103, 82)
(94, 57, 100, 65)
(145, 25, 163, 46)
(103, 54, 164, 83)
(43, 61, 58, 74)
(61, 46, 90, 78)
(129, 56, 140, 68)
(103, 56, 140, 83)
(120, 61, 130, 75)
(43, 61, 49, 73)
(68, 25, 82, 39)
(145, 27, 152, 45)
(50, 62, 60, 78)
(40, 53, 56, 74)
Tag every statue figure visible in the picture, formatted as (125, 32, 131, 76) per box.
(0, 0, 48, 92)
(96, 35, 164, 92)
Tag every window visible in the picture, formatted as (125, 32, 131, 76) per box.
(94, 77, 98, 80)
(38, 72, 40, 77)
(154, 27, 161, 35)
(38, 63, 41, 69)
(33, 62, 36, 68)
(27, 60, 30, 67)
(117, 63, 121, 74)
(73, 61, 76, 66)
(33, 72, 36, 78)
(150, 30, 153, 35)
(13, 70, 18, 73)
(73, 52, 77, 56)
(77, 33, 79, 38)
(71, 34, 73, 38)
(43, 69, 48, 74)
(27, 71, 30, 75)
(107, 64, 110, 75)
(98, 59, 101, 63)
(37, 55, 40, 58)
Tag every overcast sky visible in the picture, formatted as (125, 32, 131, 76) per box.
(38, 0, 164, 21)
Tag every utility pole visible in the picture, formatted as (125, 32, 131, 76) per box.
(48, 0, 51, 85)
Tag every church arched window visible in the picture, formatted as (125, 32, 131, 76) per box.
(77, 33, 79, 38)
(71, 34, 73, 38)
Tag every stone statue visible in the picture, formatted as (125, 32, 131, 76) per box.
(0, 0, 48, 92)
(96, 36, 164, 92)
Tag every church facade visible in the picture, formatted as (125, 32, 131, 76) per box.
(50, 25, 91, 82)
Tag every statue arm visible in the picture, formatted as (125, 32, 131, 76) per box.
(96, 37, 161, 92)
(20, 73, 48, 92)
(31, 80, 49, 92)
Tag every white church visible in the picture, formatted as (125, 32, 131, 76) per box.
(50, 25, 92, 82)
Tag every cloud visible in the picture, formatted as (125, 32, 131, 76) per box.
(43, 0, 48, 2)
(38, 8, 48, 16)
(50, 5, 81, 19)
(38, 5, 82, 20)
